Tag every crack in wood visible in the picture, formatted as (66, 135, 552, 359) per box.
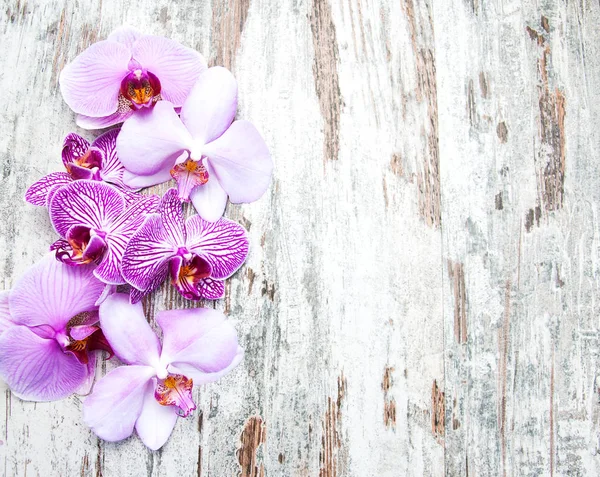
(382, 367, 396, 430)
(319, 373, 347, 477)
(236, 415, 267, 477)
(431, 379, 445, 440)
(447, 260, 467, 344)
(210, 0, 251, 70)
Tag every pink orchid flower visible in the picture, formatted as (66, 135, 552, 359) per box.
(116, 66, 273, 222)
(84, 293, 243, 450)
(60, 26, 206, 129)
(122, 189, 248, 303)
(0, 254, 111, 401)
(25, 129, 137, 207)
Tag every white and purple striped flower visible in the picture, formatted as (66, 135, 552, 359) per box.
(25, 129, 136, 207)
(116, 66, 272, 222)
(49, 180, 159, 285)
(59, 26, 206, 129)
(84, 294, 243, 450)
(0, 254, 111, 401)
(122, 189, 248, 302)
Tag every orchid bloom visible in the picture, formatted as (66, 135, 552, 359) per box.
(25, 129, 136, 207)
(60, 26, 206, 129)
(122, 189, 248, 303)
(0, 254, 111, 401)
(49, 180, 159, 285)
(84, 293, 243, 450)
(116, 66, 272, 222)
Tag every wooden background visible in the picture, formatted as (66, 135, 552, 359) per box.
(1, 0, 599, 475)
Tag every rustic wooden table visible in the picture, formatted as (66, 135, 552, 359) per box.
(1, 0, 599, 476)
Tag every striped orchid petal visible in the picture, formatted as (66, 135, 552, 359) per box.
(25, 172, 72, 206)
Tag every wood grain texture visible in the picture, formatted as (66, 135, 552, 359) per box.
(0, 0, 599, 475)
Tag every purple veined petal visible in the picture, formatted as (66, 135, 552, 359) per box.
(49, 180, 126, 237)
(180, 67, 237, 145)
(156, 308, 240, 379)
(120, 188, 145, 205)
(188, 164, 228, 222)
(122, 214, 176, 292)
(93, 246, 125, 285)
(116, 101, 192, 176)
(185, 216, 248, 279)
(204, 120, 273, 203)
(135, 385, 179, 450)
(76, 110, 134, 130)
(9, 253, 105, 330)
(0, 325, 89, 401)
(107, 26, 142, 48)
(68, 164, 97, 181)
(108, 195, 160, 236)
(62, 133, 91, 166)
(160, 189, 186, 245)
(196, 278, 225, 300)
(131, 36, 206, 108)
(169, 346, 243, 385)
(122, 167, 174, 189)
(92, 128, 131, 188)
(60, 40, 131, 117)
(83, 365, 155, 442)
(99, 293, 161, 366)
(0, 291, 15, 335)
(25, 172, 73, 207)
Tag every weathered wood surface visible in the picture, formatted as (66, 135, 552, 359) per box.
(0, 0, 599, 475)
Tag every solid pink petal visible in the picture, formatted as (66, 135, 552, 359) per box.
(169, 346, 244, 385)
(156, 308, 241, 381)
(185, 216, 248, 279)
(189, 165, 228, 223)
(180, 67, 237, 145)
(196, 278, 225, 300)
(122, 167, 173, 189)
(107, 26, 142, 48)
(0, 325, 88, 401)
(60, 40, 131, 117)
(76, 110, 133, 130)
(135, 388, 179, 450)
(9, 253, 105, 330)
(132, 36, 207, 107)
(25, 172, 72, 207)
(204, 120, 273, 203)
(0, 291, 15, 335)
(99, 293, 161, 366)
(116, 101, 192, 176)
(83, 365, 155, 442)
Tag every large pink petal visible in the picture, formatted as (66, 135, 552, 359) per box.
(99, 293, 161, 366)
(83, 365, 155, 442)
(157, 308, 241, 381)
(25, 172, 72, 207)
(189, 163, 228, 222)
(59, 41, 131, 117)
(76, 110, 133, 130)
(135, 388, 179, 450)
(9, 254, 105, 330)
(132, 36, 207, 108)
(116, 101, 192, 176)
(180, 67, 237, 145)
(185, 216, 248, 279)
(0, 325, 88, 401)
(204, 120, 273, 203)
(107, 26, 142, 48)
(0, 291, 15, 335)
(169, 346, 243, 385)
(49, 180, 126, 237)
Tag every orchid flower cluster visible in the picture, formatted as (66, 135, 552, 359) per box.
(0, 27, 271, 450)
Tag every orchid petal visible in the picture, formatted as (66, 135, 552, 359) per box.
(76, 110, 133, 130)
(0, 291, 15, 335)
(96, 284, 117, 306)
(160, 189, 186, 245)
(189, 163, 228, 222)
(122, 167, 173, 189)
(132, 36, 206, 107)
(68, 164, 97, 181)
(204, 120, 272, 203)
(62, 133, 90, 166)
(0, 325, 88, 401)
(196, 278, 225, 300)
(180, 66, 237, 144)
(49, 181, 126, 237)
(116, 101, 192, 176)
(60, 41, 131, 117)
(69, 324, 99, 341)
(157, 308, 241, 381)
(135, 387, 179, 450)
(107, 26, 142, 48)
(186, 216, 248, 279)
(170, 346, 244, 385)
(122, 214, 175, 292)
(99, 293, 161, 366)
(76, 353, 97, 396)
(83, 365, 155, 442)
(93, 128, 131, 189)
(9, 254, 105, 330)
(25, 172, 72, 207)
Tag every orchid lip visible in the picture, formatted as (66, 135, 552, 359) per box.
(154, 373, 196, 417)
(120, 69, 161, 110)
